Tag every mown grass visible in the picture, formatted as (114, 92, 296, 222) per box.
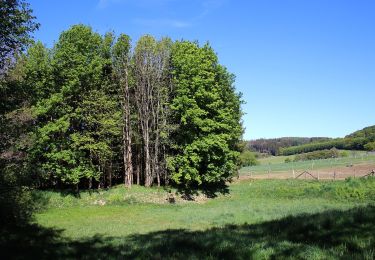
(2, 178, 375, 259)
(241, 152, 375, 175)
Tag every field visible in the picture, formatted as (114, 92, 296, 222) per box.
(240, 151, 375, 180)
(3, 178, 375, 259)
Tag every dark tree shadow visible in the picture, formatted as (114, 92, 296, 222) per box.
(176, 180, 230, 200)
(2, 205, 375, 259)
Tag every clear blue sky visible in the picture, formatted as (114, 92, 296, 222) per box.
(29, 0, 375, 140)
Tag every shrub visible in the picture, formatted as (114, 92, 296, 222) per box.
(239, 151, 259, 167)
(364, 141, 375, 151)
(293, 148, 340, 162)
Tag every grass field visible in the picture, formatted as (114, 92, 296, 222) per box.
(2, 178, 375, 259)
(240, 151, 375, 176)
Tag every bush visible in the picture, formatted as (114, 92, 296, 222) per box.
(284, 158, 292, 163)
(293, 148, 340, 162)
(364, 141, 375, 151)
(340, 151, 349, 157)
(239, 151, 259, 167)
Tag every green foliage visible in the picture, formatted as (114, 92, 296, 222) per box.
(293, 148, 340, 162)
(346, 125, 375, 138)
(279, 125, 375, 155)
(3, 24, 243, 191)
(239, 150, 259, 167)
(284, 157, 292, 163)
(250, 137, 331, 155)
(168, 41, 243, 189)
(0, 0, 39, 73)
(364, 141, 375, 151)
(27, 25, 121, 186)
(340, 150, 349, 157)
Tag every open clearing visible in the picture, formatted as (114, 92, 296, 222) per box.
(3, 178, 375, 259)
(240, 163, 375, 180)
(240, 152, 375, 180)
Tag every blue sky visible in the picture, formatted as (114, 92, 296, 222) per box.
(29, 0, 375, 140)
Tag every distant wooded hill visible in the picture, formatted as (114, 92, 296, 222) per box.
(249, 137, 331, 155)
(249, 125, 375, 156)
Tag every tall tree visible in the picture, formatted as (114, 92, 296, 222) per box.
(133, 35, 172, 187)
(113, 34, 133, 187)
(0, 0, 39, 75)
(30, 25, 120, 189)
(168, 41, 243, 190)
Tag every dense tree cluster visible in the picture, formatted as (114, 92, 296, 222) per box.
(249, 137, 331, 155)
(0, 25, 243, 191)
(292, 148, 347, 162)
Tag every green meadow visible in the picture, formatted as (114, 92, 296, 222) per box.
(3, 178, 375, 259)
(240, 152, 375, 176)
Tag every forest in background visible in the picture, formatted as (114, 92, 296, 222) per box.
(247, 125, 375, 156)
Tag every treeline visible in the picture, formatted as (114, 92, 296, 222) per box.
(249, 137, 331, 155)
(280, 126, 375, 156)
(0, 25, 243, 191)
(292, 148, 347, 162)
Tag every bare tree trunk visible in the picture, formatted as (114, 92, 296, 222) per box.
(136, 146, 141, 185)
(144, 124, 152, 187)
(123, 68, 133, 187)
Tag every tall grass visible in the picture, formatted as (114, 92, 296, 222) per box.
(2, 178, 374, 259)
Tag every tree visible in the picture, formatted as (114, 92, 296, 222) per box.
(168, 41, 243, 191)
(29, 25, 121, 189)
(3, 24, 244, 191)
(113, 34, 133, 187)
(132, 35, 172, 187)
(0, 0, 39, 75)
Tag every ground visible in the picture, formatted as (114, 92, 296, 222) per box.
(240, 163, 375, 180)
(240, 151, 375, 180)
(2, 154, 375, 259)
(2, 177, 374, 259)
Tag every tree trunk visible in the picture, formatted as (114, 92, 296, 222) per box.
(136, 147, 141, 185)
(108, 161, 112, 188)
(144, 128, 152, 187)
(123, 68, 133, 188)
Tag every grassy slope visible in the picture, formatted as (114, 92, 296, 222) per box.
(3, 179, 375, 259)
(241, 151, 375, 175)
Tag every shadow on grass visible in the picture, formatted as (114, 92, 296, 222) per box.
(2, 205, 375, 259)
(176, 181, 230, 200)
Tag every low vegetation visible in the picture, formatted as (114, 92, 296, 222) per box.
(1, 178, 375, 259)
(239, 150, 259, 167)
(249, 137, 331, 155)
(240, 151, 375, 175)
(293, 148, 348, 162)
(279, 125, 375, 156)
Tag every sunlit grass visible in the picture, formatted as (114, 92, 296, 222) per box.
(241, 152, 375, 175)
(35, 178, 375, 239)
